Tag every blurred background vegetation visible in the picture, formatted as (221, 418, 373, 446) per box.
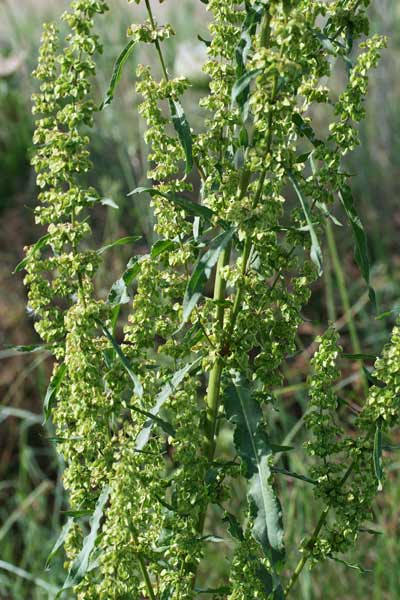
(0, 1, 399, 598)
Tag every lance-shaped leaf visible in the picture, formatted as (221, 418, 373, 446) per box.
(96, 320, 143, 398)
(136, 357, 201, 450)
(108, 256, 142, 306)
(43, 363, 67, 424)
(292, 113, 323, 147)
(231, 68, 262, 108)
(224, 372, 285, 566)
(182, 228, 235, 325)
(45, 518, 74, 570)
(289, 174, 323, 276)
(128, 186, 216, 222)
(97, 235, 141, 255)
(373, 419, 383, 492)
(338, 185, 376, 307)
(58, 486, 109, 595)
(14, 233, 51, 273)
(169, 99, 193, 176)
(101, 40, 136, 109)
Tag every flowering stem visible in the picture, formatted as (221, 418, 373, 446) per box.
(285, 460, 355, 595)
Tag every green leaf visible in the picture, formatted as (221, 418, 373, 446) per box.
(272, 467, 317, 485)
(135, 357, 202, 450)
(96, 320, 143, 398)
(58, 486, 109, 595)
(182, 228, 235, 325)
(342, 353, 376, 360)
(101, 40, 136, 109)
(2, 343, 51, 355)
(151, 239, 178, 259)
(128, 186, 216, 223)
(289, 174, 323, 276)
(108, 256, 142, 307)
(373, 419, 383, 492)
(223, 512, 244, 542)
(97, 235, 141, 255)
(292, 113, 322, 147)
(14, 233, 51, 273)
(43, 363, 67, 424)
(231, 68, 262, 107)
(224, 372, 285, 567)
(328, 555, 372, 574)
(169, 99, 193, 175)
(338, 186, 376, 308)
(127, 405, 175, 438)
(45, 518, 74, 570)
(376, 306, 400, 321)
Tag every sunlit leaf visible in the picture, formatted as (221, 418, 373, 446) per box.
(101, 40, 136, 108)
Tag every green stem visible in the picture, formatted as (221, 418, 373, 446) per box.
(285, 460, 355, 596)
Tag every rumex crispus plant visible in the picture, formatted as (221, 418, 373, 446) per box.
(20, 0, 399, 598)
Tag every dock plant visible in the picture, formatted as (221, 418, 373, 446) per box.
(20, 0, 399, 598)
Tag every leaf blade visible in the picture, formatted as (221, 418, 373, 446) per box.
(101, 40, 136, 109)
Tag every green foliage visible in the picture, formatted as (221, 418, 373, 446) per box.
(18, 0, 399, 598)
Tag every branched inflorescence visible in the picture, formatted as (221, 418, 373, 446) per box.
(22, 0, 396, 598)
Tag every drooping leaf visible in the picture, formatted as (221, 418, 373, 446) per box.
(97, 235, 141, 255)
(169, 99, 193, 175)
(128, 186, 216, 223)
(182, 228, 235, 325)
(58, 486, 110, 595)
(43, 363, 67, 424)
(224, 372, 285, 568)
(101, 40, 136, 109)
(45, 518, 74, 570)
(96, 320, 143, 398)
(373, 419, 383, 492)
(135, 357, 201, 450)
(14, 233, 51, 273)
(289, 174, 323, 276)
(338, 186, 376, 308)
